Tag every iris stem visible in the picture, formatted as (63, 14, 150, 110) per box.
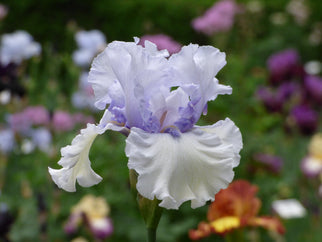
(147, 227, 157, 242)
(129, 169, 163, 242)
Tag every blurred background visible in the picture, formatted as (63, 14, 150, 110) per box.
(0, 0, 321, 241)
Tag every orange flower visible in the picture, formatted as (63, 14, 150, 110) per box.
(189, 180, 285, 240)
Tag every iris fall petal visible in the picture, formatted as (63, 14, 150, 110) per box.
(126, 121, 241, 209)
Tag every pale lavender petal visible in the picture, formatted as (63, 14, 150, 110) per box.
(169, 44, 231, 130)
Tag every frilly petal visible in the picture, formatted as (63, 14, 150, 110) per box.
(48, 114, 124, 192)
(197, 118, 242, 167)
(168, 44, 231, 129)
(126, 121, 241, 209)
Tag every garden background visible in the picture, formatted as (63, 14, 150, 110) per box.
(0, 0, 321, 241)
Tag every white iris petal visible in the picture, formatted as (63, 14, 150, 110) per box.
(49, 111, 126, 192)
(126, 119, 242, 209)
(48, 123, 103, 192)
(197, 118, 243, 167)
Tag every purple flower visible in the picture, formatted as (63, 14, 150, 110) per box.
(304, 75, 322, 104)
(192, 0, 241, 35)
(0, 30, 41, 65)
(72, 72, 97, 111)
(290, 105, 318, 134)
(8, 112, 31, 133)
(52, 111, 74, 131)
(24, 106, 50, 125)
(139, 34, 181, 54)
(72, 113, 95, 125)
(256, 83, 297, 112)
(267, 49, 302, 85)
(31, 128, 52, 153)
(72, 30, 106, 67)
(0, 128, 15, 153)
(8, 106, 50, 133)
(89, 217, 113, 239)
(253, 153, 283, 173)
(64, 195, 113, 239)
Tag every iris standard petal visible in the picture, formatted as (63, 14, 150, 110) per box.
(168, 44, 232, 130)
(88, 40, 170, 132)
(126, 122, 240, 209)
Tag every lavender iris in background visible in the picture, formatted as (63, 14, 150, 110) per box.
(192, 0, 241, 35)
(72, 30, 106, 68)
(0, 30, 41, 66)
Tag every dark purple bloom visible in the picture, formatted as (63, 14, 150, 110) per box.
(0, 63, 25, 98)
(304, 75, 322, 104)
(253, 153, 283, 173)
(256, 83, 297, 112)
(267, 49, 301, 85)
(290, 105, 318, 134)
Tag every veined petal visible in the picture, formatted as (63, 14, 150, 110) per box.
(126, 122, 239, 209)
(48, 115, 124, 192)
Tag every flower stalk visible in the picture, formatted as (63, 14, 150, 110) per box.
(130, 169, 163, 242)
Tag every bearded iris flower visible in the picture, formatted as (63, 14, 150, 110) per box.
(49, 38, 242, 210)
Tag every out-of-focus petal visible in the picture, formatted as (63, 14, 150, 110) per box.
(249, 216, 285, 234)
(207, 180, 260, 221)
(126, 121, 240, 209)
(272, 199, 306, 219)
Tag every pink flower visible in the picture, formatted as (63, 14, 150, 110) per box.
(24, 106, 50, 125)
(192, 0, 241, 35)
(72, 113, 95, 125)
(9, 112, 31, 133)
(139, 34, 181, 54)
(52, 111, 74, 131)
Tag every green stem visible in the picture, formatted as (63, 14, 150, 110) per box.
(225, 228, 244, 242)
(129, 169, 163, 242)
(147, 227, 157, 242)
